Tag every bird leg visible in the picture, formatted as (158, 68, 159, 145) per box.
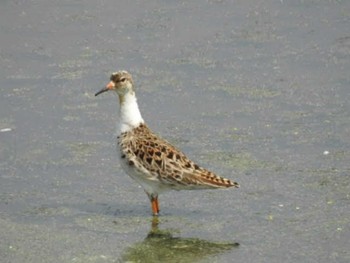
(154, 196, 160, 214)
(150, 195, 160, 216)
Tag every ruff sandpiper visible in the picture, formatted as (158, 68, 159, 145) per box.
(95, 71, 239, 215)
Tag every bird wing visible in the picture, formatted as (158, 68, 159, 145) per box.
(120, 124, 238, 189)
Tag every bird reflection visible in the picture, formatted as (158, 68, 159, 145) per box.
(121, 217, 239, 262)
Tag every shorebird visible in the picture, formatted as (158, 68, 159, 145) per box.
(95, 70, 239, 215)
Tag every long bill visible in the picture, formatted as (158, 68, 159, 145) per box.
(95, 87, 109, 96)
(95, 81, 115, 96)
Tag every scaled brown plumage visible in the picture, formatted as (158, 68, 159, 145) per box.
(119, 123, 239, 190)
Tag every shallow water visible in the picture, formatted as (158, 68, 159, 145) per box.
(1, 0, 349, 262)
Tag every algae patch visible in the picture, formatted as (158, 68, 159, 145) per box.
(209, 84, 280, 98)
(202, 151, 270, 172)
(17, 140, 104, 167)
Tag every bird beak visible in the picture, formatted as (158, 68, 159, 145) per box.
(95, 81, 115, 96)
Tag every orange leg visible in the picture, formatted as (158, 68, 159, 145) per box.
(151, 196, 160, 216)
(155, 197, 160, 214)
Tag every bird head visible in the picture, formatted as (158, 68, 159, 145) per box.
(95, 70, 134, 97)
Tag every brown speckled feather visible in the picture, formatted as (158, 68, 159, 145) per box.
(119, 124, 239, 190)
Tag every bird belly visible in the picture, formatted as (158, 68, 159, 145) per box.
(119, 155, 168, 196)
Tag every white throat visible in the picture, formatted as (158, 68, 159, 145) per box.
(118, 92, 144, 133)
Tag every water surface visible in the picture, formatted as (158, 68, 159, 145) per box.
(1, 0, 349, 262)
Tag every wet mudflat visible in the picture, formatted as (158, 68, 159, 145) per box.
(1, 0, 349, 262)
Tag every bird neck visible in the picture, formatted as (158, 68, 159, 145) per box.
(118, 91, 144, 133)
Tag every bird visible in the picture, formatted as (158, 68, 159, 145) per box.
(95, 70, 239, 215)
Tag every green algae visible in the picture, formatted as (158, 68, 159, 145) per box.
(17, 140, 104, 167)
(202, 151, 270, 171)
(49, 141, 103, 166)
(24, 205, 72, 218)
(75, 215, 149, 234)
(136, 69, 183, 93)
(209, 84, 280, 98)
(167, 56, 217, 69)
(225, 127, 254, 142)
(52, 49, 93, 80)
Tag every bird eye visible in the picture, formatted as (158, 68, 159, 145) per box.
(120, 78, 126, 82)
